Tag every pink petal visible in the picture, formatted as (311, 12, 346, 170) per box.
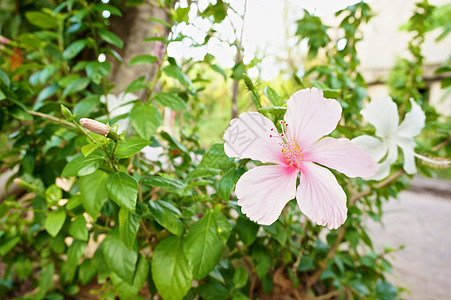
(304, 137, 377, 178)
(284, 88, 342, 148)
(297, 162, 347, 229)
(236, 165, 298, 225)
(224, 112, 284, 164)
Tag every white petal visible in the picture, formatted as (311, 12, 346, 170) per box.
(366, 141, 398, 181)
(224, 112, 284, 164)
(297, 162, 347, 230)
(351, 135, 388, 162)
(395, 136, 417, 174)
(361, 97, 399, 138)
(236, 165, 298, 225)
(119, 92, 139, 102)
(396, 98, 425, 138)
(284, 88, 342, 148)
(103, 95, 118, 112)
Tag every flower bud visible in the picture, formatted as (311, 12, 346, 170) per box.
(0, 35, 10, 44)
(60, 104, 73, 121)
(80, 118, 109, 136)
(243, 74, 254, 91)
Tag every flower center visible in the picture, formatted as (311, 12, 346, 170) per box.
(270, 121, 305, 169)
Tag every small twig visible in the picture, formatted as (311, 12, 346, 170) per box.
(27, 110, 76, 129)
(314, 289, 346, 300)
(432, 138, 450, 152)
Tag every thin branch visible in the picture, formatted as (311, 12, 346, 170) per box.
(231, 0, 247, 119)
(314, 289, 346, 300)
(27, 110, 77, 128)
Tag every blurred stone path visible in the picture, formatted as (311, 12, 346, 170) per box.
(367, 177, 451, 300)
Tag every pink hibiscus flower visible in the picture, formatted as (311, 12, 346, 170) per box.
(223, 88, 377, 229)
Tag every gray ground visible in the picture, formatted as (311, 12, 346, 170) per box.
(367, 177, 451, 300)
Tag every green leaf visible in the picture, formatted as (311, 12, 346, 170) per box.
(186, 168, 221, 181)
(63, 241, 87, 283)
(152, 236, 193, 300)
(111, 254, 149, 298)
(148, 17, 172, 27)
(211, 64, 227, 79)
(119, 207, 141, 249)
(81, 143, 100, 157)
(129, 54, 158, 66)
(0, 236, 21, 256)
(160, 131, 190, 157)
(298, 255, 315, 271)
(63, 40, 88, 60)
(0, 69, 10, 88)
(231, 62, 245, 80)
(39, 263, 54, 294)
(348, 280, 369, 296)
(61, 154, 103, 177)
(148, 200, 184, 236)
(69, 215, 88, 241)
(45, 184, 62, 206)
(78, 259, 97, 285)
(441, 77, 451, 89)
(103, 229, 138, 284)
(36, 84, 59, 103)
(129, 102, 162, 140)
(233, 266, 248, 289)
(198, 143, 231, 170)
(323, 89, 341, 99)
(264, 86, 284, 106)
(92, 3, 123, 16)
(141, 175, 186, 193)
(66, 195, 82, 210)
(10, 106, 33, 121)
(184, 211, 225, 279)
(197, 281, 229, 300)
(125, 76, 147, 94)
(45, 210, 66, 237)
(218, 169, 238, 202)
(251, 245, 271, 278)
(163, 65, 195, 93)
(99, 29, 124, 48)
(105, 172, 138, 212)
(376, 279, 398, 300)
(115, 139, 150, 158)
(85, 61, 111, 84)
(236, 216, 259, 246)
(263, 221, 287, 245)
(62, 77, 90, 97)
(79, 170, 109, 221)
(154, 92, 187, 110)
(213, 211, 232, 243)
(25, 11, 58, 29)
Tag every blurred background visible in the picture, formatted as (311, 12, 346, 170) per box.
(0, 0, 450, 299)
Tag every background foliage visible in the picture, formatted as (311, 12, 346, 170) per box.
(0, 0, 449, 299)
